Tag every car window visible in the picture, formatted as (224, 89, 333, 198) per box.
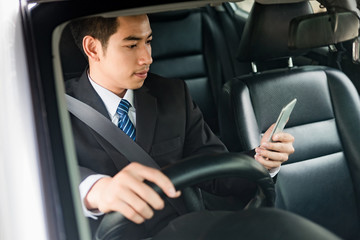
(236, 0, 253, 12)
(309, 1, 327, 12)
(17, 1, 360, 239)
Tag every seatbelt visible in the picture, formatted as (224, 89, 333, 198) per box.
(66, 94, 160, 169)
(65, 94, 187, 215)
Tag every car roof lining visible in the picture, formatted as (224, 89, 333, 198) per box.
(256, 0, 305, 4)
(97, 1, 226, 17)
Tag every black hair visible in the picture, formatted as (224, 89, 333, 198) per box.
(69, 16, 119, 54)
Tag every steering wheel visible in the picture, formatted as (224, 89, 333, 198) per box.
(94, 152, 275, 240)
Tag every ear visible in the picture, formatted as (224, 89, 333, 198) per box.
(82, 35, 101, 62)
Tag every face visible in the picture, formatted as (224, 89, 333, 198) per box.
(89, 15, 153, 97)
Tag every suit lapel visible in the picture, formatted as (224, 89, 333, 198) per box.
(74, 70, 110, 120)
(134, 83, 157, 153)
(72, 70, 130, 170)
(71, 70, 158, 168)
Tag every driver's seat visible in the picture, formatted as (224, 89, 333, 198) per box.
(219, 1, 360, 239)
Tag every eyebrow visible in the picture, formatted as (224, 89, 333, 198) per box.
(123, 33, 152, 41)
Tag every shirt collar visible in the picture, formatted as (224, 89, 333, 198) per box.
(87, 73, 135, 119)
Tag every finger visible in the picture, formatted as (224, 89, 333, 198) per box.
(273, 132, 295, 143)
(107, 199, 146, 224)
(96, 186, 148, 223)
(119, 187, 155, 220)
(260, 140, 295, 156)
(260, 124, 276, 144)
(129, 163, 181, 199)
(254, 153, 282, 169)
(255, 147, 289, 163)
(95, 179, 155, 220)
(123, 173, 165, 210)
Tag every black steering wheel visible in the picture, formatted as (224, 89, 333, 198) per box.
(95, 152, 275, 240)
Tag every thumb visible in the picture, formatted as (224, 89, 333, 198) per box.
(261, 123, 275, 143)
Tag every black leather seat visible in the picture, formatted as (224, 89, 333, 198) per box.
(149, 6, 242, 135)
(219, 1, 360, 239)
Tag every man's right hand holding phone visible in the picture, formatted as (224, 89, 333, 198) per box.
(254, 99, 297, 171)
(255, 124, 295, 170)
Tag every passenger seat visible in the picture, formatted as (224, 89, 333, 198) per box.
(219, 1, 360, 239)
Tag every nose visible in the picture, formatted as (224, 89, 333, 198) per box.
(138, 44, 153, 66)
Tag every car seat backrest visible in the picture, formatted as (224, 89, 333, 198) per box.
(220, 0, 313, 151)
(148, 7, 239, 135)
(219, 1, 360, 239)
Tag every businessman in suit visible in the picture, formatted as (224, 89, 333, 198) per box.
(67, 14, 295, 238)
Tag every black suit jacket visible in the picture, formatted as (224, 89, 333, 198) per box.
(66, 70, 256, 236)
(66, 70, 228, 178)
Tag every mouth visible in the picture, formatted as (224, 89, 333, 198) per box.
(134, 69, 149, 79)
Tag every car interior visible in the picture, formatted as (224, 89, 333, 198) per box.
(219, 1, 360, 239)
(24, 0, 360, 239)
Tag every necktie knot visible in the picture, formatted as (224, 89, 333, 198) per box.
(116, 99, 136, 141)
(117, 99, 131, 116)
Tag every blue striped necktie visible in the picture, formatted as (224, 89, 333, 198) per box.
(116, 99, 136, 141)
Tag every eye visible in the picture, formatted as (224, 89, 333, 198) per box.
(146, 39, 152, 45)
(128, 44, 137, 49)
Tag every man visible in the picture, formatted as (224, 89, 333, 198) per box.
(67, 14, 294, 238)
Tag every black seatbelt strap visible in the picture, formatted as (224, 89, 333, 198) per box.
(66, 94, 159, 169)
(65, 94, 187, 215)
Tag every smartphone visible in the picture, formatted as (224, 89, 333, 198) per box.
(268, 98, 297, 142)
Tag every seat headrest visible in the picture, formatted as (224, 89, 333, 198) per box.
(237, 1, 313, 62)
(60, 23, 88, 81)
